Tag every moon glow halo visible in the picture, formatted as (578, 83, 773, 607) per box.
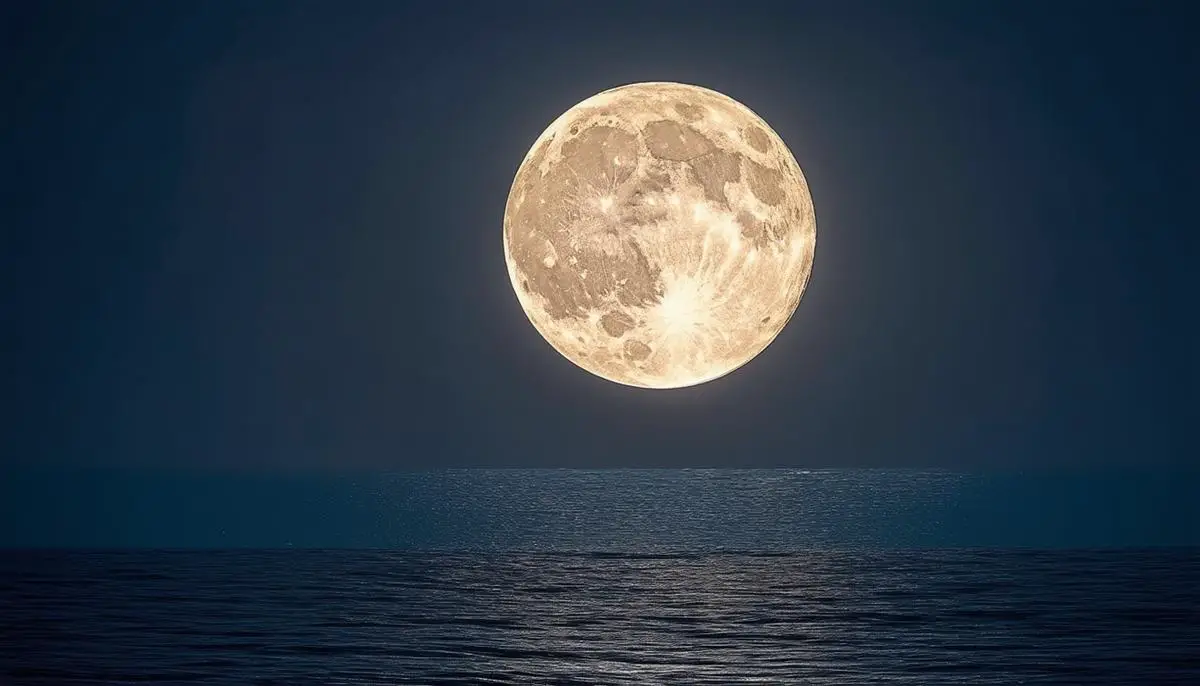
(503, 82, 816, 389)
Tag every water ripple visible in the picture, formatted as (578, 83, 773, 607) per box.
(1, 550, 1198, 684)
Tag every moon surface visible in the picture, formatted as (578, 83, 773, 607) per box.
(503, 82, 816, 389)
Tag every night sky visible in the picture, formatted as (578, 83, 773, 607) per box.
(3, 1, 1196, 480)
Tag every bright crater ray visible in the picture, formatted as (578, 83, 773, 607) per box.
(503, 82, 816, 389)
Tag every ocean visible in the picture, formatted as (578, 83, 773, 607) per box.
(2, 470, 1198, 684)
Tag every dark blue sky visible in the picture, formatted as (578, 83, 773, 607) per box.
(3, 1, 1195, 473)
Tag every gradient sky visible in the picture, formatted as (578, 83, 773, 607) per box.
(3, 1, 1195, 475)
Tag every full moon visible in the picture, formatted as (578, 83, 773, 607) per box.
(503, 82, 816, 389)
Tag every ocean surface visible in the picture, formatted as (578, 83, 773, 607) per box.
(2, 470, 1198, 684)
(2, 550, 1198, 684)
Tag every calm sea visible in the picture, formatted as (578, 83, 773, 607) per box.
(2, 470, 1198, 684)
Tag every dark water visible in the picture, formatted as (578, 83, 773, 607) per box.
(3, 549, 1198, 684)
(3, 471, 1198, 682)
(4, 469, 1198, 549)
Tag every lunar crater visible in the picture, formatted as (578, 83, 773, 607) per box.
(504, 82, 816, 388)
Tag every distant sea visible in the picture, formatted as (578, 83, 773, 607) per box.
(2, 470, 1198, 684)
